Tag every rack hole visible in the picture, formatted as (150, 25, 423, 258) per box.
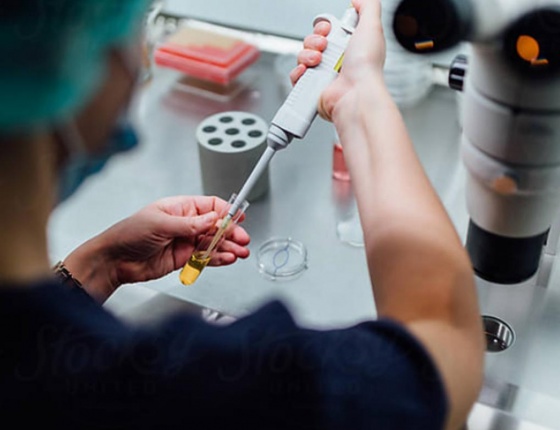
(242, 118, 256, 125)
(226, 128, 240, 136)
(208, 138, 223, 146)
(232, 140, 247, 148)
(203, 126, 217, 133)
(219, 116, 234, 123)
(249, 130, 263, 138)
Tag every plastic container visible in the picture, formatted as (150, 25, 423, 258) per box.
(154, 26, 260, 85)
(332, 129, 350, 181)
(332, 179, 364, 247)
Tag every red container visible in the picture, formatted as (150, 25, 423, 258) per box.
(154, 27, 260, 85)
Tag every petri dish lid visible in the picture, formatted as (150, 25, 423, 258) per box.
(257, 238, 308, 281)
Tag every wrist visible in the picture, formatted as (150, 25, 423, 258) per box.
(63, 235, 119, 303)
(332, 75, 392, 129)
(52, 260, 84, 290)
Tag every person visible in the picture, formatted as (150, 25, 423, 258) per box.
(0, 0, 484, 428)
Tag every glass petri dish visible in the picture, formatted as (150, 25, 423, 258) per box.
(257, 238, 308, 281)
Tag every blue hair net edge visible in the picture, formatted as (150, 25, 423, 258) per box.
(0, 0, 150, 134)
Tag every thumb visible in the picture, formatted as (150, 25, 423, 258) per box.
(183, 212, 219, 236)
(162, 211, 218, 238)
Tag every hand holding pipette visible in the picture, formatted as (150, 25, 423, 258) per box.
(225, 6, 359, 220)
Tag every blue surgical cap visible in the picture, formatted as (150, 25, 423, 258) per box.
(0, 0, 149, 133)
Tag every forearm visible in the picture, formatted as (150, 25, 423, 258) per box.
(333, 79, 484, 428)
(332, 78, 477, 327)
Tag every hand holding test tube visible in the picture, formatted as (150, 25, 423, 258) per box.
(180, 194, 249, 286)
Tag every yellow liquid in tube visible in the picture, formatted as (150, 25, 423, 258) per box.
(180, 252, 211, 285)
(179, 217, 232, 286)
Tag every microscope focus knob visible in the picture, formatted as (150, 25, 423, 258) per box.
(449, 54, 468, 91)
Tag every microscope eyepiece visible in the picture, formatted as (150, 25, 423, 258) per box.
(503, 7, 560, 79)
(392, 0, 473, 53)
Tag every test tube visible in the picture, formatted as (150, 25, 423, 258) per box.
(179, 194, 249, 286)
(332, 129, 350, 181)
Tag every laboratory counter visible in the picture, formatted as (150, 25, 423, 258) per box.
(49, 52, 560, 429)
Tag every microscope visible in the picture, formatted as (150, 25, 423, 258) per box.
(392, 0, 560, 284)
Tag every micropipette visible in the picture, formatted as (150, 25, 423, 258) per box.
(179, 7, 358, 286)
(223, 7, 359, 226)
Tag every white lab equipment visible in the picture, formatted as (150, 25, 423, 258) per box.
(162, 0, 348, 40)
(381, 0, 434, 107)
(392, 0, 560, 283)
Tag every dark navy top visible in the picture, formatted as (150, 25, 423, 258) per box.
(0, 280, 447, 429)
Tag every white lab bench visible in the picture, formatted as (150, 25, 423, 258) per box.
(49, 52, 560, 430)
